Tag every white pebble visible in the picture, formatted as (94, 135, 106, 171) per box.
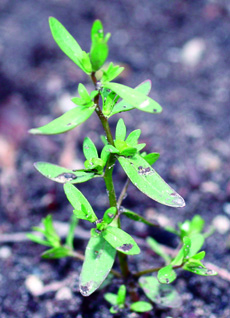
(55, 286, 73, 300)
(212, 215, 230, 234)
(25, 275, 44, 296)
(0, 246, 11, 259)
(181, 38, 206, 67)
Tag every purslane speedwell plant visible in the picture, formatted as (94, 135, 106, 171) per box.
(28, 17, 217, 313)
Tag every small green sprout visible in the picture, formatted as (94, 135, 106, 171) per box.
(28, 17, 217, 314)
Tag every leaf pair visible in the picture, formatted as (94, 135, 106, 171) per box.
(27, 215, 72, 259)
(104, 285, 153, 314)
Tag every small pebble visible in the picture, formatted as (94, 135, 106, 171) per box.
(197, 151, 221, 172)
(212, 215, 230, 234)
(0, 246, 12, 259)
(25, 275, 44, 296)
(181, 37, 206, 67)
(223, 203, 230, 215)
(201, 181, 220, 194)
(55, 286, 73, 300)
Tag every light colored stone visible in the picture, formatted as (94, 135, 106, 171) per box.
(197, 151, 221, 172)
(201, 181, 220, 194)
(223, 203, 230, 215)
(181, 38, 206, 67)
(212, 215, 230, 234)
(0, 246, 12, 259)
(25, 275, 44, 296)
(55, 286, 73, 300)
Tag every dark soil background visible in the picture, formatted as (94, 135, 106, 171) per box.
(0, 0, 230, 317)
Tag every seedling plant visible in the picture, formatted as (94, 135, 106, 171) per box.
(28, 17, 217, 314)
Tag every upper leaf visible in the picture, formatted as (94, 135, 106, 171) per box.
(118, 154, 185, 207)
(79, 235, 116, 296)
(104, 82, 162, 114)
(122, 209, 159, 228)
(108, 80, 152, 117)
(34, 162, 95, 184)
(130, 301, 153, 313)
(83, 137, 99, 160)
(29, 105, 95, 135)
(115, 118, 126, 141)
(101, 62, 124, 83)
(117, 285, 126, 306)
(102, 226, 140, 255)
(64, 183, 97, 223)
(49, 17, 92, 74)
(146, 237, 171, 264)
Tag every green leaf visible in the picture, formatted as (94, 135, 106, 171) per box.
(83, 137, 98, 160)
(183, 264, 217, 276)
(91, 20, 104, 42)
(108, 80, 152, 117)
(42, 215, 60, 247)
(118, 154, 185, 207)
(103, 207, 117, 225)
(42, 246, 71, 259)
(117, 285, 126, 306)
(157, 265, 177, 284)
(122, 210, 159, 228)
(192, 251, 205, 261)
(190, 215, 205, 234)
(26, 234, 52, 247)
(102, 226, 140, 255)
(130, 301, 153, 313)
(104, 82, 162, 114)
(139, 276, 182, 308)
(115, 118, 126, 141)
(49, 17, 92, 73)
(104, 293, 118, 306)
(71, 83, 94, 106)
(101, 62, 124, 83)
(189, 234, 204, 257)
(90, 42, 109, 71)
(79, 235, 116, 296)
(126, 129, 141, 146)
(171, 236, 191, 266)
(142, 153, 160, 165)
(146, 237, 171, 264)
(64, 183, 97, 223)
(65, 215, 78, 249)
(34, 162, 95, 184)
(101, 145, 119, 163)
(29, 105, 95, 135)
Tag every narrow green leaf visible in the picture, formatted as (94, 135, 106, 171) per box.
(189, 234, 204, 257)
(34, 162, 95, 184)
(139, 276, 182, 308)
(29, 105, 95, 135)
(79, 235, 116, 296)
(104, 82, 162, 114)
(122, 210, 159, 228)
(190, 215, 205, 234)
(146, 237, 171, 264)
(42, 246, 71, 259)
(192, 251, 205, 261)
(142, 153, 160, 165)
(91, 20, 104, 42)
(183, 264, 217, 276)
(171, 236, 191, 266)
(49, 17, 92, 73)
(126, 129, 141, 146)
(102, 226, 140, 255)
(158, 265, 177, 284)
(65, 215, 78, 249)
(104, 293, 118, 306)
(117, 285, 126, 306)
(101, 62, 124, 83)
(42, 215, 60, 247)
(130, 301, 153, 313)
(77, 83, 91, 103)
(26, 234, 52, 247)
(108, 80, 152, 117)
(118, 154, 185, 207)
(83, 137, 98, 160)
(115, 118, 126, 141)
(90, 42, 108, 71)
(64, 183, 97, 223)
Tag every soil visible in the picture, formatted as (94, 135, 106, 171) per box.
(1, 0, 230, 317)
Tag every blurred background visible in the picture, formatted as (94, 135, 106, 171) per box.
(0, 0, 230, 317)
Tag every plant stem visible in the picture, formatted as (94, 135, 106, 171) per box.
(90, 72, 130, 278)
(134, 264, 184, 278)
(117, 178, 130, 209)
